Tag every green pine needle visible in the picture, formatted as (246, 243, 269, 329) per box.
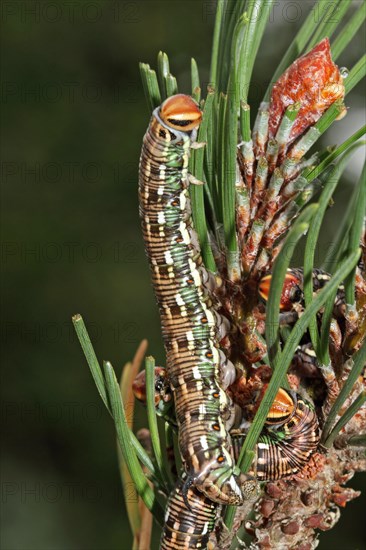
(322, 156, 365, 277)
(343, 161, 366, 304)
(139, 63, 161, 111)
(145, 356, 172, 493)
(236, 0, 274, 103)
(157, 51, 171, 100)
(305, 126, 366, 182)
(303, 143, 365, 361)
(72, 314, 110, 409)
(345, 54, 366, 94)
(324, 391, 366, 449)
(209, 0, 225, 87)
(305, 0, 352, 52)
(189, 90, 217, 273)
(265, 205, 318, 368)
(332, 2, 366, 61)
(104, 360, 165, 525)
(191, 58, 201, 102)
(321, 341, 366, 446)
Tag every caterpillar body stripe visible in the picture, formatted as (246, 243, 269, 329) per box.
(134, 370, 320, 481)
(133, 365, 219, 549)
(160, 476, 217, 550)
(231, 388, 319, 480)
(133, 371, 319, 549)
(138, 94, 256, 506)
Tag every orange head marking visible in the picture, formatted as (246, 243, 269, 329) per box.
(159, 94, 202, 132)
(266, 388, 296, 425)
(132, 370, 147, 403)
(258, 274, 272, 303)
(259, 270, 302, 311)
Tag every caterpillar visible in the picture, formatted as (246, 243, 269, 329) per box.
(231, 386, 319, 480)
(259, 268, 345, 317)
(259, 267, 347, 374)
(133, 369, 320, 480)
(160, 476, 217, 550)
(133, 369, 319, 548)
(138, 93, 256, 506)
(133, 370, 220, 550)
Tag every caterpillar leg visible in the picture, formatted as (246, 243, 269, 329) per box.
(184, 448, 258, 505)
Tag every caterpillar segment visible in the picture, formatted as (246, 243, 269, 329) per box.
(138, 93, 256, 506)
(160, 477, 217, 550)
(133, 370, 320, 483)
(253, 389, 319, 480)
(230, 388, 320, 480)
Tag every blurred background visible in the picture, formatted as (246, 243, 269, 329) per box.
(2, 1, 365, 548)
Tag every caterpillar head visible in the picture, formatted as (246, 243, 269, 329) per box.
(159, 94, 202, 132)
(259, 269, 303, 311)
(132, 366, 172, 407)
(265, 387, 297, 426)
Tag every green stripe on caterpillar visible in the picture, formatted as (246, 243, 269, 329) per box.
(133, 369, 320, 481)
(133, 367, 319, 549)
(138, 94, 257, 507)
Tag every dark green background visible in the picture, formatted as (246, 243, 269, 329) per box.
(2, 1, 365, 549)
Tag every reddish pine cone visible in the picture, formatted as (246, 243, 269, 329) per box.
(268, 38, 345, 142)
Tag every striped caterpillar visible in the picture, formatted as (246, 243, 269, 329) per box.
(259, 268, 347, 374)
(134, 369, 319, 481)
(160, 476, 217, 550)
(231, 387, 319, 481)
(138, 93, 257, 506)
(133, 371, 319, 548)
(259, 268, 346, 318)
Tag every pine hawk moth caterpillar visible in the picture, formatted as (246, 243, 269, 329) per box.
(133, 370, 319, 549)
(259, 268, 346, 317)
(259, 268, 347, 373)
(134, 369, 320, 481)
(138, 93, 257, 506)
(160, 476, 217, 550)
